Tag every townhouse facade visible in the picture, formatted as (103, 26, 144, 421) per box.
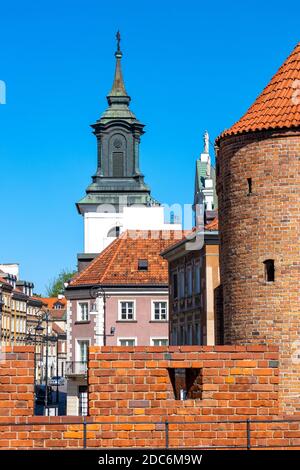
(0, 273, 44, 347)
(0, 269, 67, 384)
(39, 296, 67, 378)
(64, 230, 184, 415)
(162, 218, 220, 346)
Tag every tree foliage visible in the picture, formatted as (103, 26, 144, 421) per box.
(46, 269, 76, 297)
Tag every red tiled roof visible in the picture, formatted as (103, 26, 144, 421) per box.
(218, 43, 300, 139)
(205, 217, 218, 231)
(69, 230, 186, 287)
(0, 277, 12, 288)
(39, 297, 67, 308)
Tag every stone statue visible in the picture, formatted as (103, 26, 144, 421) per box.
(203, 130, 209, 154)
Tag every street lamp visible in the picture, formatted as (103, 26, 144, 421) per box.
(90, 286, 115, 346)
(27, 312, 61, 415)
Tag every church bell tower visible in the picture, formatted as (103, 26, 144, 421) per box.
(76, 33, 178, 264)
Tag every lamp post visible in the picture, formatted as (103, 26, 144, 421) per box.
(56, 336, 59, 404)
(35, 323, 44, 387)
(90, 286, 114, 346)
(28, 310, 51, 409)
(44, 311, 50, 409)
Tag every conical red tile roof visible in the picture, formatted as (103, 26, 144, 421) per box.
(218, 42, 300, 139)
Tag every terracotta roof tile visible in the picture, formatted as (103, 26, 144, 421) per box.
(0, 276, 12, 288)
(204, 217, 219, 231)
(69, 230, 186, 287)
(218, 42, 300, 139)
(39, 297, 67, 309)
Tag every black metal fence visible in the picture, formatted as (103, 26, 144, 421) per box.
(1, 418, 300, 449)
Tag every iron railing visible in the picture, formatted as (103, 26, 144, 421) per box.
(1, 418, 300, 449)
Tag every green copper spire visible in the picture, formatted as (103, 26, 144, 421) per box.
(107, 31, 130, 102)
(101, 31, 135, 121)
(77, 32, 160, 214)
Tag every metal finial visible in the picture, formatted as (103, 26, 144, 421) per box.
(116, 30, 121, 52)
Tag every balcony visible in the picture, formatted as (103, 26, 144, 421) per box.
(65, 361, 87, 377)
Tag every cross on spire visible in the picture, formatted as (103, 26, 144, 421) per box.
(116, 30, 121, 52)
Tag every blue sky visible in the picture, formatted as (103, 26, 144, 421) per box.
(0, 0, 299, 294)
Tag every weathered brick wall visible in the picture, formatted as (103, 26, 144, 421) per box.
(0, 346, 299, 449)
(88, 346, 279, 419)
(0, 346, 34, 417)
(1, 416, 300, 449)
(216, 128, 300, 415)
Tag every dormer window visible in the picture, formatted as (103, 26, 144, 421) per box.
(138, 259, 148, 271)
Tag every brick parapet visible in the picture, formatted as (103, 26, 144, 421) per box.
(88, 346, 279, 420)
(0, 346, 299, 449)
(0, 346, 34, 417)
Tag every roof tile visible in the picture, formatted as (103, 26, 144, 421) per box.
(218, 43, 300, 139)
(69, 230, 186, 287)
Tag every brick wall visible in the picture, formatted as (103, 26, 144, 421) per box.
(85, 345, 289, 448)
(88, 346, 279, 419)
(216, 128, 300, 415)
(0, 346, 299, 449)
(0, 346, 34, 417)
(1, 416, 299, 449)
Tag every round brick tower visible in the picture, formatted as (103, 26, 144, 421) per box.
(216, 43, 300, 415)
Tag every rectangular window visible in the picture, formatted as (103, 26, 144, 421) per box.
(171, 327, 177, 346)
(195, 264, 201, 294)
(119, 301, 135, 321)
(180, 325, 185, 345)
(173, 273, 178, 299)
(187, 266, 193, 297)
(118, 338, 136, 346)
(138, 259, 148, 271)
(78, 340, 89, 363)
(195, 323, 201, 345)
(179, 271, 185, 298)
(187, 324, 193, 345)
(78, 302, 89, 321)
(152, 301, 168, 321)
(151, 338, 168, 346)
(78, 385, 88, 416)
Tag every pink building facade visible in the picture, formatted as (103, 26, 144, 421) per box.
(65, 231, 182, 415)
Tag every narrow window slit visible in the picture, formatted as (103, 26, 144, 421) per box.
(264, 259, 275, 282)
(247, 178, 252, 194)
